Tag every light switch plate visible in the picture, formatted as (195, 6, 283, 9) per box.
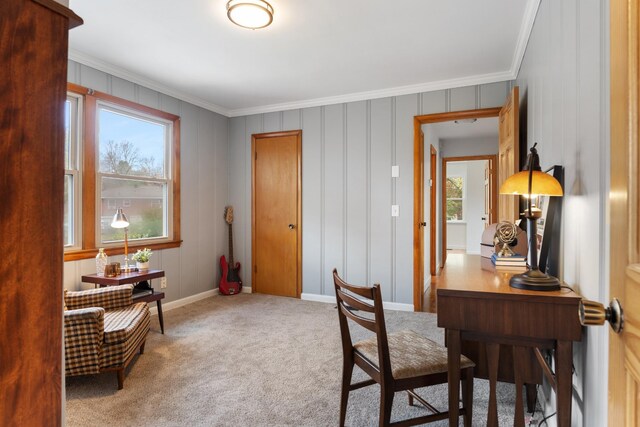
(391, 165, 399, 178)
(391, 205, 399, 217)
(161, 277, 167, 288)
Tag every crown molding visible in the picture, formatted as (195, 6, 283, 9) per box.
(69, 0, 539, 119)
(68, 49, 232, 117)
(510, 0, 541, 76)
(227, 70, 515, 117)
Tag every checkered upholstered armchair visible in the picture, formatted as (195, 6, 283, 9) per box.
(64, 284, 150, 390)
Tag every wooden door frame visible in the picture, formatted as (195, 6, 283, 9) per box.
(413, 107, 500, 311)
(441, 155, 498, 265)
(251, 130, 302, 298)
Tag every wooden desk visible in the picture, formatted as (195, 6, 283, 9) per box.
(436, 255, 582, 427)
(82, 269, 166, 334)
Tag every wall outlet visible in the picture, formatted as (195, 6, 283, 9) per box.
(391, 205, 399, 217)
(160, 277, 167, 289)
(391, 165, 399, 178)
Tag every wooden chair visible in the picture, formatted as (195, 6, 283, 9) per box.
(333, 269, 474, 427)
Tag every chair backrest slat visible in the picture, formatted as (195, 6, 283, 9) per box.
(339, 304, 377, 333)
(337, 288, 375, 313)
(333, 271, 374, 299)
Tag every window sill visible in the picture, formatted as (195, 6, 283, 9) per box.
(64, 240, 183, 262)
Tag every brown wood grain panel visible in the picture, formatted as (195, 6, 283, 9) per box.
(0, 1, 81, 425)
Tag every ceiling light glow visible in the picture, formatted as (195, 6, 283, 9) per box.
(227, 0, 274, 30)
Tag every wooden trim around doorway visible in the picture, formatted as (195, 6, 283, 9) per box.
(251, 130, 302, 297)
(441, 155, 498, 263)
(413, 107, 500, 311)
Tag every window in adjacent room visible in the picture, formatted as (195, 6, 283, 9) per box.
(64, 92, 83, 250)
(446, 176, 464, 221)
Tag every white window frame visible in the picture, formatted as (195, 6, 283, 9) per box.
(64, 92, 83, 251)
(95, 101, 174, 247)
(446, 175, 465, 222)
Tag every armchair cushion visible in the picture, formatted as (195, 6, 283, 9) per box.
(64, 307, 105, 376)
(65, 284, 134, 311)
(101, 303, 150, 370)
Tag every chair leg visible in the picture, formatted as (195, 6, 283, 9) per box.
(339, 361, 354, 427)
(116, 368, 125, 390)
(407, 390, 414, 406)
(462, 367, 474, 427)
(140, 340, 146, 355)
(379, 386, 394, 427)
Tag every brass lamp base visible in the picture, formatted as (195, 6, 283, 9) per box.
(509, 268, 561, 291)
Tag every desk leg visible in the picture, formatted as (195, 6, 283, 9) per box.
(446, 329, 461, 426)
(486, 343, 500, 427)
(513, 346, 528, 427)
(156, 300, 164, 334)
(555, 341, 572, 427)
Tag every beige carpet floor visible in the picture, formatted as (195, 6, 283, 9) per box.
(65, 294, 536, 426)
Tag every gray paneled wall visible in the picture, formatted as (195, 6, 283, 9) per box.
(229, 81, 511, 304)
(63, 61, 229, 303)
(515, 0, 609, 425)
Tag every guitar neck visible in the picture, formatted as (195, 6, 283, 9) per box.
(228, 223, 234, 266)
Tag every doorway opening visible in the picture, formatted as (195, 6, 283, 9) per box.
(413, 108, 503, 312)
(442, 156, 497, 259)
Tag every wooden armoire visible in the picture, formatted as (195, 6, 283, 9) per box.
(0, 1, 81, 425)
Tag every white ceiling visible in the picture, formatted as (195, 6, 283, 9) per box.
(427, 117, 499, 141)
(68, 0, 539, 117)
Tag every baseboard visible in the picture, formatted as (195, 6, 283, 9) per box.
(466, 250, 480, 255)
(300, 293, 414, 312)
(148, 285, 252, 316)
(447, 245, 466, 250)
(148, 288, 218, 316)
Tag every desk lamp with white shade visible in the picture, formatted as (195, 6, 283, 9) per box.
(110, 208, 135, 273)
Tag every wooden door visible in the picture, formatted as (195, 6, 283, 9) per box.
(484, 160, 491, 228)
(417, 130, 425, 309)
(252, 131, 301, 298)
(430, 145, 437, 275)
(609, 0, 640, 424)
(498, 86, 520, 223)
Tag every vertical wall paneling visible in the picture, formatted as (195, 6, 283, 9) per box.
(370, 98, 393, 301)
(228, 116, 247, 288)
(301, 107, 322, 295)
(514, 0, 608, 424)
(263, 111, 282, 133)
(345, 101, 368, 285)
(450, 86, 477, 111)
(323, 104, 345, 295)
(393, 94, 419, 304)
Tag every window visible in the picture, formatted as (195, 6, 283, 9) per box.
(64, 83, 181, 261)
(446, 176, 464, 221)
(64, 93, 83, 249)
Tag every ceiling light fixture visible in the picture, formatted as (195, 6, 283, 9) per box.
(227, 0, 274, 30)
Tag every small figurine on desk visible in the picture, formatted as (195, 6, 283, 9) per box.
(494, 221, 519, 257)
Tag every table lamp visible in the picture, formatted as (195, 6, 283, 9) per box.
(111, 208, 134, 273)
(499, 143, 563, 291)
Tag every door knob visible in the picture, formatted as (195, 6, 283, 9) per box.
(481, 217, 487, 221)
(288, 224, 296, 230)
(579, 298, 624, 333)
(419, 222, 427, 227)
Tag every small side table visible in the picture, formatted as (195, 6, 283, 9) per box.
(81, 269, 166, 334)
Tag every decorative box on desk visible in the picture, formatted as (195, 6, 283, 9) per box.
(82, 269, 166, 334)
(436, 255, 582, 427)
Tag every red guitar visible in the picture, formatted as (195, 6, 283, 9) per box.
(219, 206, 242, 295)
